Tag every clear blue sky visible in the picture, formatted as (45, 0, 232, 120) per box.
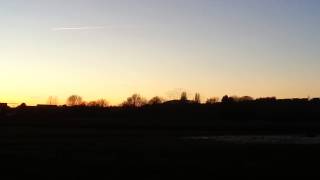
(1, 0, 320, 105)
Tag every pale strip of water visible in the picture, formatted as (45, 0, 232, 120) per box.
(183, 135, 320, 144)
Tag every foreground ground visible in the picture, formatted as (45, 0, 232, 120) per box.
(1, 120, 320, 178)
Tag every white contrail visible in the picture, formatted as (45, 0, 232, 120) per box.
(52, 26, 106, 31)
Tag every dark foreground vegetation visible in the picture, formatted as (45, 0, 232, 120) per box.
(1, 97, 320, 178)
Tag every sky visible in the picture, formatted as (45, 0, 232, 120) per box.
(1, 0, 320, 105)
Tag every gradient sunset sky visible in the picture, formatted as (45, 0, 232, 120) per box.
(1, 0, 320, 105)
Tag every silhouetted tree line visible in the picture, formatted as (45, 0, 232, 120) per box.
(61, 92, 202, 107)
(1, 92, 320, 130)
(58, 93, 317, 109)
(23, 93, 313, 109)
(2, 92, 319, 111)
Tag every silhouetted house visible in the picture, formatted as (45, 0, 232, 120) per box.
(163, 100, 180, 105)
(221, 95, 236, 103)
(0, 103, 8, 108)
(255, 97, 277, 102)
(163, 100, 194, 105)
(292, 98, 309, 103)
(310, 98, 320, 103)
(0, 103, 8, 115)
(278, 99, 293, 103)
(37, 104, 58, 109)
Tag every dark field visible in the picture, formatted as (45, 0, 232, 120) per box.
(1, 101, 320, 178)
(1, 121, 320, 178)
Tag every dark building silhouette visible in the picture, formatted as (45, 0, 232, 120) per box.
(0, 103, 8, 108)
(0, 103, 8, 116)
(37, 104, 58, 108)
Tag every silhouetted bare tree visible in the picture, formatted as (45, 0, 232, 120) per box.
(122, 94, 147, 107)
(96, 99, 109, 107)
(194, 93, 201, 103)
(47, 96, 58, 105)
(87, 101, 96, 107)
(221, 95, 253, 103)
(67, 95, 83, 106)
(148, 96, 164, 105)
(310, 98, 320, 103)
(18, 103, 27, 109)
(238, 96, 254, 102)
(206, 97, 219, 104)
(88, 99, 109, 107)
(180, 92, 188, 101)
(222, 95, 236, 103)
(221, 95, 229, 103)
(259, 97, 277, 101)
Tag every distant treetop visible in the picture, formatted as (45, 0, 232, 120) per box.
(67, 95, 83, 106)
(122, 94, 147, 107)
